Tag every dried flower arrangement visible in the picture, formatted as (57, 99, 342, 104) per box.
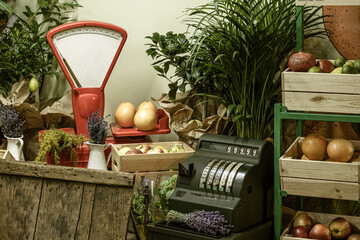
(35, 128, 84, 166)
(166, 210, 231, 236)
(87, 108, 109, 145)
(0, 102, 25, 138)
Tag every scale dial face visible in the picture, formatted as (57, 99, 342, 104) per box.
(50, 25, 125, 88)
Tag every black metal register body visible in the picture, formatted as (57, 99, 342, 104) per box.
(169, 133, 274, 233)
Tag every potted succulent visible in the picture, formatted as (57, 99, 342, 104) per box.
(0, 102, 25, 160)
(86, 108, 110, 170)
(35, 128, 84, 166)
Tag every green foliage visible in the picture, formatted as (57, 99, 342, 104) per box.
(132, 190, 152, 225)
(146, 0, 326, 139)
(0, 0, 81, 96)
(155, 174, 177, 215)
(0, 1, 11, 14)
(35, 128, 84, 166)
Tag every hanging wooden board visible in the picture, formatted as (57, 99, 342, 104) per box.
(296, 0, 359, 6)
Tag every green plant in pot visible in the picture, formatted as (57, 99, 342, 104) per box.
(35, 128, 84, 166)
(146, 0, 327, 140)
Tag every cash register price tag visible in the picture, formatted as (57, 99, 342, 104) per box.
(225, 162, 244, 193)
(206, 160, 225, 190)
(199, 159, 218, 189)
(218, 161, 237, 192)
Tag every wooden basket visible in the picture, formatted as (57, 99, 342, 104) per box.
(111, 141, 194, 172)
(281, 68, 360, 114)
(0, 160, 134, 240)
(281, 211, 360, 239)
(280, 137, 360, 201)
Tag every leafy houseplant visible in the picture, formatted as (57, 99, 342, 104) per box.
(0, 0, 81, 97)
(155, 174, 177, 215)
(146, 0, 326, 140)
(35, 128, 84, 166)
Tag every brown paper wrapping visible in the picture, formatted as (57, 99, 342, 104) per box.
(0, 78, 75, 160)
(153, 91, 232, 148)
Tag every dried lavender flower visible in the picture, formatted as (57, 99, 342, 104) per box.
(87, 108, 109, 144)
(166, 210, 231, 236)
(0, 102, 25, 138)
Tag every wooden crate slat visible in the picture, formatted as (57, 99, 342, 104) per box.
(0, 175, 42, 239)
(74, 183, 96, 240)
(89, 185, 133, 240)
(281, 177, 359, 201)
(296, 0, 360, 6)
(282, 71, 360, 94)
(282, 91, 360, 114)
(0, 159, 134, 187)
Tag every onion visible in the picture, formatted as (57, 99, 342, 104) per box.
(301, 134, 327, 160)
(318, 59, 335, 73)
(137, 101, 158, 113)
(327, 138, 354, 162)
(114, 102, 136, 128)
(134, 108, 157, 131)
(288, 50, 316, 72)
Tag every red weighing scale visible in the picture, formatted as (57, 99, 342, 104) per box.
(46, 21, 170, 167)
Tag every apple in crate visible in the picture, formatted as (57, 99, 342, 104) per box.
(292, 226, 309, 238)
(348, 234, 360, 240)
(293, 213, 314, 229)
(329, 217, 352, 239)
(309, 224, 331, 240)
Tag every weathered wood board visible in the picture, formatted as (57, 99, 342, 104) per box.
(0, 160, 134, 240)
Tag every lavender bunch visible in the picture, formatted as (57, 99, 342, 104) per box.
(166, 210, 231, 236)
(87, 108, 109, 144)
(0, 102, 25, 138)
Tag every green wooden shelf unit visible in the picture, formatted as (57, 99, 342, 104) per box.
(273, 1, 360, 239)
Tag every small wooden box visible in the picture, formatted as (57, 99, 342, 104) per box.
(280, 137, 360, 201)
(281, 68, 360, 114)
(0, 160, 134, 240)
(111, 141, 194, 172)
(0, 150, 14, 161)
(281, 211, 360, 239)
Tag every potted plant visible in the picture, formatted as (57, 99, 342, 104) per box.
(35, 128, 84, 166)
(0, 102, 25, 160)
(86, 108, 110, 170)
(146, 0, 327, 140)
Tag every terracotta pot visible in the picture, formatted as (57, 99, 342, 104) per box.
(323, 6, 360, 59)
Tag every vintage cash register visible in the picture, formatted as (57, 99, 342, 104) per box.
(147, 133, 274, 240)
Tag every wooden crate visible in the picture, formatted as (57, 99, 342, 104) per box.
(281, 68, 360, 114)
(111, 141, 194, 172)
(0, 160, 134, 240)
(296, 0, 359, 6)
(0, 150, 14, 161)
(280, 137, 360, 201)
(281, 211, 360, 239)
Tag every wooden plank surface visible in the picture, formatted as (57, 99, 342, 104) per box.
(74, 183, 96, 240)
(0, 159, 134, 187)
(282, 70, 360, 94)
(0, 174, 42, 239)
(281, 177, 359, 201)
(89, 185, 133, 240)
(296, 0, 360, 6)
(282, 91, 360, 114)
(34, 179, 84, 240)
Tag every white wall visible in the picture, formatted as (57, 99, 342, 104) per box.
(75, 0, 204, 141)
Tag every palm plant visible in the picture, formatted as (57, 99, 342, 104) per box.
(147, 0, 326, 140)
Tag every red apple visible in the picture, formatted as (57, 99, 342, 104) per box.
(293, 213, 314, 229)
(309, 224, 331, 240)
(329, 217, 352, 239)
(348, 234, 360, 240)
(125, 149, 143, 154)
(292, 226, 309, 238)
